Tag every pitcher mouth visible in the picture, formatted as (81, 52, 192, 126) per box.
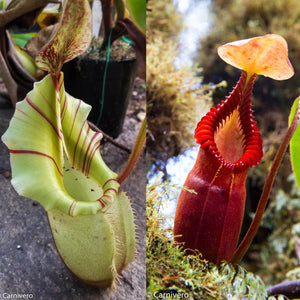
(195, 71, 263, 173)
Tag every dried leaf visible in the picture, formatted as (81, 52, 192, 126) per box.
(25, 25, 56, 58)
(0, 0, 59, 28)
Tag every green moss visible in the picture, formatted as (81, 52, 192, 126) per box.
(146, 0, 217, 175)
(146, 0, 217, 173)
(146, 178, 268, 299)
(147, 0, 183, 40)
(147, 36, 215, 174)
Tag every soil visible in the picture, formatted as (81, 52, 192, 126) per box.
(0, 77, 146, 299)
(83, 37, 136, 61)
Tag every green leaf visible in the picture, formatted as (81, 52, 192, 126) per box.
(289, 97, 300, 190)
(126, 0, 146, 33)
(2, 73, 119, 216)
(11, 32, 36, 47)
(35, 0, 92, 74)
(0, 0, 5, 10)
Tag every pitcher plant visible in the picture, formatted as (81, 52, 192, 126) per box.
(174, 34, 297, 265)
(2, 0, 146, 288)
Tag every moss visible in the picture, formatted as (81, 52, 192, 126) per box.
(146, 177, 268, 299)
(81, 37, 136, 61)
(146, 0, 216, 175)
(147, 36, 215, 174)
(147, 0, 183, 40)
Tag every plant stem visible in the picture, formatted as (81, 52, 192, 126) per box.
(0, 31, 18, 106)
(100, 0, 113, 45)
(117, 117, 146, 185)
(113, 0, 125, 20)
(231, 96, 300, 264)
(87, 121, 131, 153)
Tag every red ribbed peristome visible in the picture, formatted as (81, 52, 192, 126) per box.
(195, 71, 263, 172)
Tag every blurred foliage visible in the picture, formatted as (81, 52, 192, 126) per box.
(147, 0, 183, 40)
(146, 0, 214, 175)
(146, 177, 269, 299)
(246, 174, 300, 287)
(0, 0, 5, 10)
(246, 109, 292, 205)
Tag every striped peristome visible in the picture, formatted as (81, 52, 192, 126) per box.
(3, 73, 120, 216)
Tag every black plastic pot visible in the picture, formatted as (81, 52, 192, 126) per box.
(62, 56, 136, 138)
